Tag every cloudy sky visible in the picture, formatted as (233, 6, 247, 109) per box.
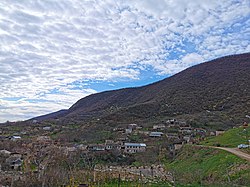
(0, 0, 249, 122)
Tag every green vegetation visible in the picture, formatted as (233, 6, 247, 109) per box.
(50, 131, 61, 139)
(95, 130, 112, 142)
(201, 126, 250, 147)
(165, 145, 250, 186)
(129, 134, 144, 142)
(131, 161, 141, 167)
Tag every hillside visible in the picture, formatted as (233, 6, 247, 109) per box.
(31, 110, 68, 122)
(165, 145, 250, 186)
(33, 53, 250, 129)
(201, 125, 250, 148)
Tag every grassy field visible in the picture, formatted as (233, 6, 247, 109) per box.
(201, 126, 250, 148)
(164, 145, 250, 186)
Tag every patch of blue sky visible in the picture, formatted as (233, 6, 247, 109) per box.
(26, 99, 49, 103)
(44, 88, 67, 95)
(225, 16, 250, 37)
(69, 68, 167, 93)
(165, 39, 197, 60)
(48, 88, 62, 94)
(1, 97, 24, 101)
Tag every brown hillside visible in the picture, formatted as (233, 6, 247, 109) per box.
(33, 53, 250, 128)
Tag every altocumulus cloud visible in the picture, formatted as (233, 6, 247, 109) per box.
(0, 0, 249, 122)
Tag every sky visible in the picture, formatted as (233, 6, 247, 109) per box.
(0, 0, 249, 122)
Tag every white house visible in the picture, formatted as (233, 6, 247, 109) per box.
(149, 132, 164, 137)
(125, 128, 132, 134)
(9, 136, 21, 141)
(43, 126, 51, 131)
(124, 143, 146, 153)
(153, 124, 165, 130)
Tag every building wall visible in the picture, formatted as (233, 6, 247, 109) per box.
(125, 146, 146, 153)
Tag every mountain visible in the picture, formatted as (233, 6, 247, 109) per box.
(30, 109, 68, 122)
(33, 53, 250, 129)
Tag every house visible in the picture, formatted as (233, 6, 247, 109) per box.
(42, 126, 51, 131)
(183, 135, 192, 143)
(88, 144, 106, 151)
(243, 122, 249, 128)
(166, 119, 177, 125)
(36, 136, 51, 142)
(166, 133, 179, 139)
(6, 153, 23, 170)
(215, 130, 225, 136)
(149, 132, 164, 137)
(124, 143, 146, 153)
(174, 142, 184, 151)
(136, 126, 143, 130)
(194, 128, 206, 134)
(113, 127, 124, 132)
(63, 146, 77, 154)
(137, 130, 150, 135)
(210, 131, 216, 136)
(105, 140, 114, 144)
(125, 128, 132, 134)
(128, 124, 138, 130)
(9, 158, 23, 170)
(77, 144, 88, 151)
(105, 140, 122, 150)
(105, 144, 114, 150)
(9, 136, 21, 141)
(167, 124, 180, 128)
(179, 121, 187, 126)
(153, 124, 165, 130)
(179, 126, 193, 134)
(105, 143, 121, 150)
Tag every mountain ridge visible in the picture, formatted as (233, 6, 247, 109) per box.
(32, 53, 250, 128)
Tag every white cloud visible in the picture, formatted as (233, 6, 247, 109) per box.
(181, 53, 204, 67)
(0, 87, 96, 122)
(0, 0, 249, 122)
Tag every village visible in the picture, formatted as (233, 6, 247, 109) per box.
(1, 118, 250, 186)
(0, 118, 227, 172)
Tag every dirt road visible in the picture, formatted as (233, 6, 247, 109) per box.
(213, 146, 250, 162)
(196, 145, 250, 162)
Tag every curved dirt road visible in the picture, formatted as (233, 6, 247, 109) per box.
(196, 145, 250, 162)
(212, 147, 250, 162)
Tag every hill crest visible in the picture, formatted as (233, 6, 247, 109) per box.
(32, 53, 250, 128)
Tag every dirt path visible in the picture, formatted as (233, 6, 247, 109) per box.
(212, 147, 250, 162)
(196, 145, 250, 162)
